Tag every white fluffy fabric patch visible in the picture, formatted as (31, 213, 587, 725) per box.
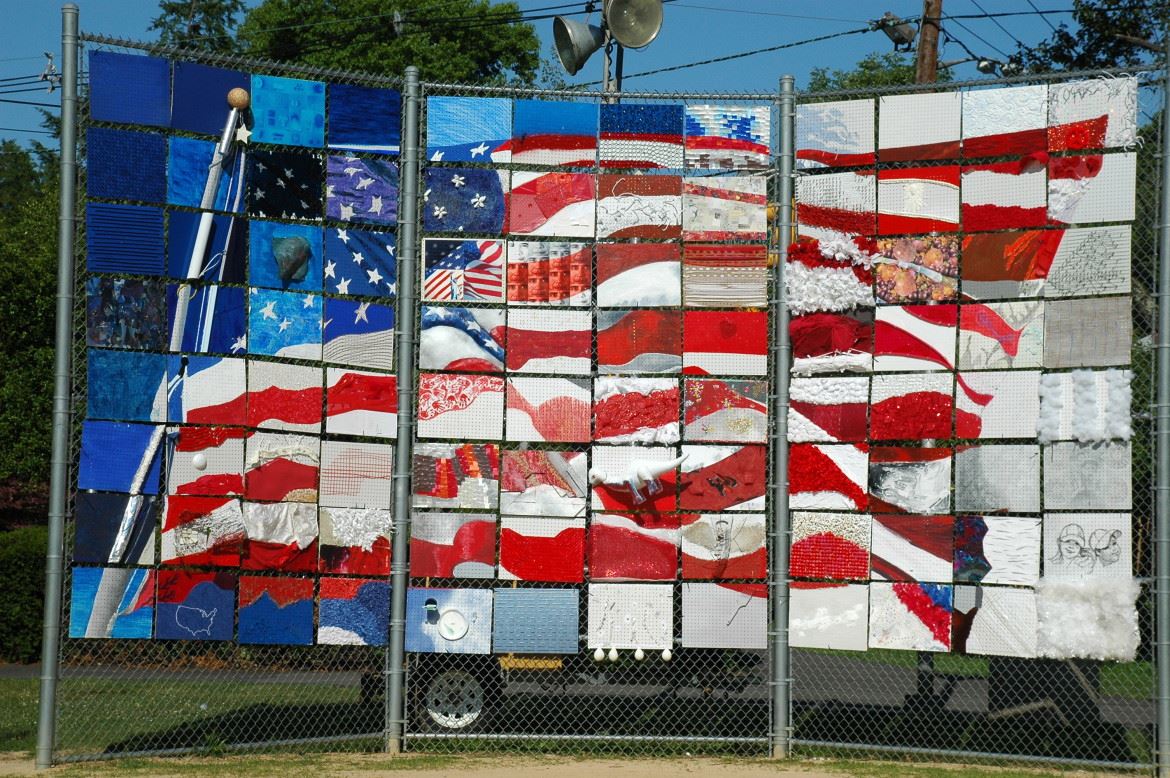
(1037, 369, 1132, 443)
(1036, 576, 1140, 661)
(786, 263, 874, 316)
(791, 352, 873, 377)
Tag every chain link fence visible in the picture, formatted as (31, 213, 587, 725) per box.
(43, 24, 1168, 771)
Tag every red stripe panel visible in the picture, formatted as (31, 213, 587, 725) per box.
(596, 242, 680, 286)
(507, 172, 595, 234)
(683, 311, 767, 356)
(961, 204, 1048, 232)
(679, 445, 766, 511)
(795, 149, 876, 168)
(597, 309, 682, 369)
(879, 139, 960, 163)
(246, 386, 324, 427)
(327, 371, 397, 416)
(500, 525, 585, 582)
(870, 392, 953, 440)
(595, 387, 679, 440)
(588, 519, 678, 580)
(790, 532, 868, 580)
(409, 518, 496, 578)
(682, 546, 767, 580)
(963, 127, 1047, 158)
(505, 326, 591, 371)
(797, 203, 875, 236)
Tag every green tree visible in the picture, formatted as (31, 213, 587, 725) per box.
(807, 51, 951, 93)
(1014, 0, 1167, 73)
(236, 0, 542, 84)
(0, 140, 58, 526)
(150, 0, 247, 52)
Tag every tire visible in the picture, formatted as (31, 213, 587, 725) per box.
(416, 666, 494, 732)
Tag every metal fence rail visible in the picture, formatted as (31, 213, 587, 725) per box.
(34, 6, 1170, 771)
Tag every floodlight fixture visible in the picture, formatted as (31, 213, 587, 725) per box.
(873, 11, 917, 52)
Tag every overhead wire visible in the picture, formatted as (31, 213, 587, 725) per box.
(968, 0, 1029, 50)
(1026, 0, 1061, 32)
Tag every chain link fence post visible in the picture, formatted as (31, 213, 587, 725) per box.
(386, 64, 422, 756)
(1155, 28, 1170, 778)
(770, 73, 796, 761)
(35, 4, 80, 769)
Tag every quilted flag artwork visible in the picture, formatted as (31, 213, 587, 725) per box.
(790, 512, 870, 581)
(508, 171, 595, 237)
(506, 241, 592, 306)
(686, 104, 771, 170)
(423, 167, 507, 233)
(325, 155, 398, 226)
(877, 166, 960, 234)
(512, 99, 597, 167)
(422, 239, 504, 302)
(324, 298, 395, 371)
(599, 103, 684, 169)
(961, 84, 1047, 158)
(588, 513, 679, 581)
(238, 576, 314, 645)
(318, 578, 389, 646)
(69, 567, 155, 639)
(412, 443, 500, 510)
(499, 516, 586, 582)
(499, 449, 587, 517)
(505, 309, 591, 374)
(409, 513, 496, 578)
(161, 495, 244, 567)
(318, 507, 392, 576)
(795, 98, 874, 169)
(681, 513, 766, 580)
(427, 96, 512, 162)
(155, 570, 235, 641)
(683, 378, 767, 443)
(323, 226, 398, 298)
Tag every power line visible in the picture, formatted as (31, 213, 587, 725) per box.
(968, 0, 1028, 50)
(1026, 0, 1061, 32)
(0, 126, 54, 135)
(0, 87, 55, 96)
(943, 16, 1010, 58)
(0, 98, 57, 108)
(668, 4, 869, 24)
(584, 24, 873, 84)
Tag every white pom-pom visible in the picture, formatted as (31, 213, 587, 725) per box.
(607, 647, 619, 662)
(661, 648, 672, 662)
(593, 647, 605, 662)
(634, 647, 645, 661)
(191, 452, 208, 471)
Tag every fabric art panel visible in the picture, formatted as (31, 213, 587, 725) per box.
(168, 355, 246, 426)
(681, 175, 767, 241)
(789, 512, 869, 581)
(587, 583, 673, 650)
(790, 310, 873, 376)
(1043, 297, 1131, 368)
(956, 301, 1044, 370)
(241, 501, 318, 572)
(245, 360, 322, 433)
(683, 378, 767, 444)
(426, 96, 511, 162)
(954, 370, 1041, 439)
(1037, 369, 1133, 443)
(795, 171, 875, 242)
(89, 51, 171, 127)
(405, 588, 493, 654)
(325, 155, 398, 227)
(237, 576, 313, 645)
(599, 103, 684, 169)
(499, 516, 586, 583)
(74, 491, 157, 566)
(506, 241, 592, 306)
(86, 277, 167, 351)
(594, 377, 680, 445)
(412, 442, 500, 510)
(325, 368, 397, 439)
(877, 166, 960, 235)
(78, 421, 162, 495)
(868, 447, 952, 515)
(874, 235, 958, 303)
(422, 167, 507, 233)
(679, 444, 765, 512)
(245, 149, 323, 221)
(681, 583, 767, 650)
(318, 578, 389, 646)
(327, 82, 401, 154)
(86, 128, 167, 204)
(590, 445, 679, 513)
(682, 243, 768, 308)
(417, 373, 505, 440)
(323, 226, 398, 298)
(1036, 577, 1140, 661)
(588, 513, 679, 581)
(506, 377, 591, 443)
(787, 376, 869, 443)
(318, 507, 392, 576)
(161, 494, 244, 567)
(323, 297, 395, 371)
(596, 174, 682, 239)
(507, 171, 595, 237)
(409, 513, 496, 578)
(954, 445, 1040, 513)
(422, 238, 504, 303)
(243, 431, 320, 503)
(500, 449, 587, 518)
(88, 349, 167, 423)
(319, 440, 394, 509)
(954, 515, 1041, 586)
(873, 304, 956, 372)
(171, 61, 249, 136)
(1048, 153, 1136, 225)
(419, 306, 504, 372)
(795, 98, 874, 169)
(247, 288, 322, 360)
(1043, 441, 1132, 510)
(69, 567, 154, 640)
(685, 104, 770, 169)
(249, 75, 324, 147)
(680, 513, 766, 580)
(155, 570, 235, 642)
(960, 159, 1048, 232)
(86, 202, 165, 276)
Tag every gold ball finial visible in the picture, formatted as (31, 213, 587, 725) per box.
(227, 88, 251, 110)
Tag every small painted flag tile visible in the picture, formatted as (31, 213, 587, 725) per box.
(871, 514, 953, 582)
(874, 304, 957, 372)
(590, 446, 679, 513)
(323, 226, 397, 297)
(796, 98, 874, 169)
(419, 305, 504, 372)
(869, 373, 953, 440)
(412, 443, 499, 510)
(961, 159, 1048, 232)
(501, 516, 586, 582)
(422, 238, 505, 302)
(89, 51, 170, 127)
(953, 585, 1038, 658)
(245, 150, 324, 221)
(250, 75, 325, 148)
(417, 374, 505, 440)
(596, 242, 681, 307)
(874, 235, 959, 303)
(789, 443, 868, 511)
(681, 175, 767, 241)
(423, 167, 507, 233)
(319, 578, 390, 645)
(795, 170, 875, 242)
(155, 570, 236, 641)
(166, 426, 246, 497)
(318, 507, 392, 576)
(506, 377, 591, 443)
(167, 210, 247, 283)
(1048, 153, 1136, 225)
(319, 440, 394, 509)
(168, 355, 246, 426)
(74, 491, 156, 566)
(507, 171, 595, 237)
(790, 310, 873, 376)
(955, 444, 1040, 513)
(686, 104, 771, 170)
(597, 309, 682, 374)
(877, 166, 960, 235)
(788, 376, 869, 443)
(171, 62, 248, 136)
(954, 515, 1040, 586)
(88, 349, 166, 423)
(1049, 76, 1138, 151)
(243, 431, 320, 503)
(69, 567, 154, 640)
(955, 370, 1040, 439)
(957, 301, 1044, 370)
(500, 449, 587, 518)
(161, 494, 244, 567)
(683, 310, 767, 376)
(86, 203, 165, 276)
(587, 583, 673, 650)
(318, 578, 389, 646)
(326, 155, 398, 226)
(681, 513, 766, 580)
(324, 297, 395, 371)
(427, 96, 512, 162)
(512, 99, 598, 167)
(410, 513, 497, 578)
(600, 103, 684, 169)
(247, 288, 323, 361)
(596, 174, 682, 239)
(248, 220, 323, 292)
(790, 511, 868, 581)
(167, 136, 240, 211)
(238, 576, 314, 645)
(868, 446, 952, 515)
(681, 583, 767, 649)
(241, 501, 318, 572)
(962, 84, 1047, 158)
(328, 83, 401, 154)
(683, 378, 767, 444)
(86, 277, 167, 351)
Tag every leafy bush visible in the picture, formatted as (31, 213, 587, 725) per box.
(0, 525, 48, 663)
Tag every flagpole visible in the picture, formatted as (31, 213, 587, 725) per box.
(106, 89, 248, 565)
(35, 5, 78, 767)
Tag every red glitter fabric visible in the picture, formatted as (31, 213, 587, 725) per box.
(791, 532, 868, 580)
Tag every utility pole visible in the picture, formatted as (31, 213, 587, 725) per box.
(915, 0, 942, 83)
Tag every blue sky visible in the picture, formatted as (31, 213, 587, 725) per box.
(0, 1, 1142, 147)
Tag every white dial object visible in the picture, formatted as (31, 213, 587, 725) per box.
(437, 609, 468, 641)
(191, 452, 208, 471)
